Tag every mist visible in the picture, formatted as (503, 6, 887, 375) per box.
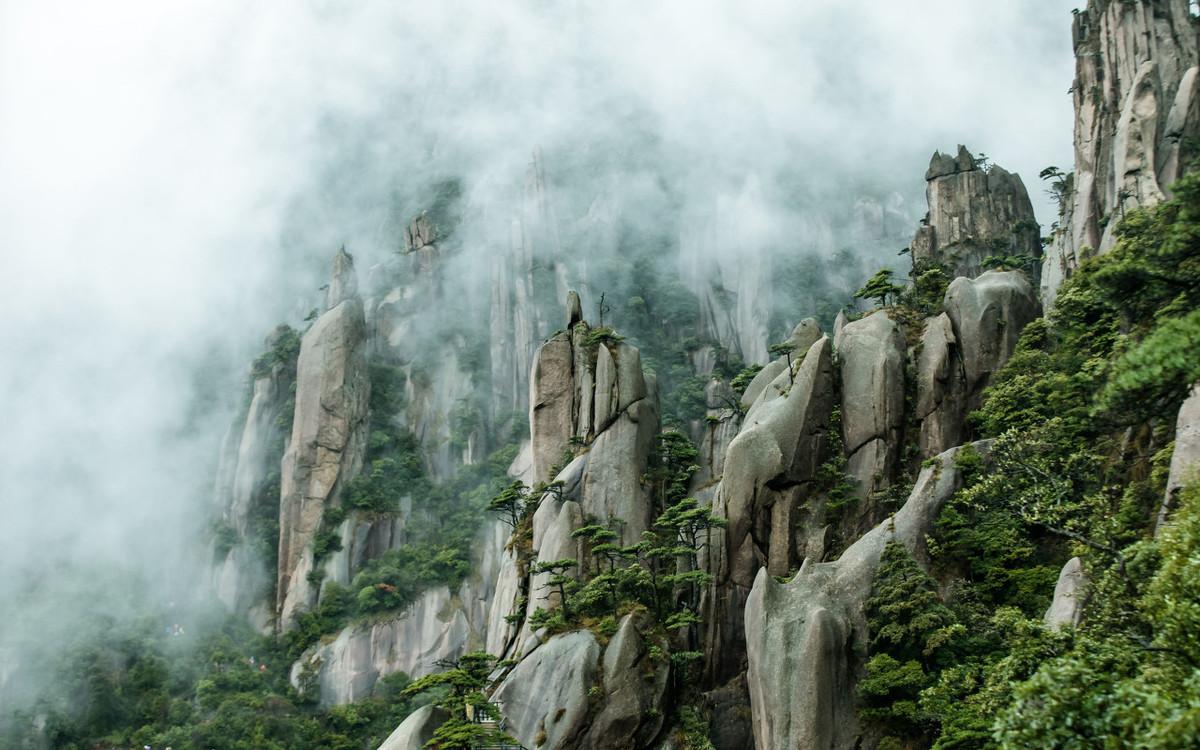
(0, 0, 1081, 713)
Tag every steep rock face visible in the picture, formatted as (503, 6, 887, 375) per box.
(493, 631, 601, 750)
(212, 326, 294, 621)
(377, 705, 447, 750)
(915, 313, 967, 458)
(528, 303, 658, 543)
(490, 150, 571, 419)
(579, 615, 669, 750)
(744, 442, 989, 750)
(1158, 382, 1200, 529)
(1042, 0, 1200, 307)
(943, 270, 1040, 411)
(291, 586, 471, 707)
(705, 335, 835, 682)
(910, 145, 1041, 282)
(1044, 557, 1088, 629)
(292, 521, 510, 706)
(278, 250, 370, 629)
(838, 312, 906, 499)
(693, 378, 743, 487)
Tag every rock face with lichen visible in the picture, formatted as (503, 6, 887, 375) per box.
(1042, 0, 1200, 308)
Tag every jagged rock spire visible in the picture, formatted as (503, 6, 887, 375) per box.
(325, 246, 358, 310)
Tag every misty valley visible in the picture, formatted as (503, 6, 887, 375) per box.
(3, 1, 1200, 749)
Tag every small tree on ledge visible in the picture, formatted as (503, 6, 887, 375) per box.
(855, 268, 904, 308)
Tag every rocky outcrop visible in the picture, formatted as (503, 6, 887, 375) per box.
(943, 270, 1040, 411)
(490, 150, 570, 419)
(211, 325, 295, 622)
(915, 313, 967, 458)
(580, 615, 669, 750)
(493, 630, 601, 750)
(744, 442, 990, 750)
(528, 299, 658, 546)
(491, 616, 667, 750)
(838, 312, 906, 499)
(705, 334, 835, 682)
(1158, 382, 1200, 530)
(693, 378, 743, 487)
(911, 145, 1041, 282)
(293, 520, 511, 706)
(1042, 0, 1200, 308)
(1044, 557, 1088, 629)
(377, 705, 447, 750)
(291, 586, 470, 706)
(278, 250, 370, 629)
(739, 319, 822, 410)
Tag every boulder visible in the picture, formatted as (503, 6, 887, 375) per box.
(1044, 557, 1087, 629)
(494, 631, 601, 750)
(744, 442, 990, 750)
(838, 311, 906, 497)
(1157, 382, 1200, 531)
(581, 615, 669, 750)
(915, 313, 967, 457)
(377, 705, 448, 750)
(944, 270, 1039, 403)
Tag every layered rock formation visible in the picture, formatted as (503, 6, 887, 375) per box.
(705, 333, 835, 682)
(278, 250, 371, 628)
(1042, 0, 1200, 307)
(911, 145, 1041, 282)
(744, 442, 990, 750)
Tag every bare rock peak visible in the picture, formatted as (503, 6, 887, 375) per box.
(326, 246, 359, 310)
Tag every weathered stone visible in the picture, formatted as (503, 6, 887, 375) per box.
(290, 586, 471, 706)
(838, 312, 906, 497)
(1158, 382, 1200, 531)
(566, 290, 583, 327)
(326, 247, 358, 309)
(1044, 557, 1087, 629)
(278, 253, 370, 629)
(944, 270, 1039, 405)
(705, 337, 835, 683)
(704, 674, 755, 750)
(912, 146, 1041, 282)
(916, 313, 967, 457)
(580, 399, 657, 546)
(494, 631, 601, 750)
(744, 442, 990, 750)
(377, 705, 448, 750)
(530, 332, 575, 485)
(581, 615, 669, 750)
(1041, 0, 1200, 308)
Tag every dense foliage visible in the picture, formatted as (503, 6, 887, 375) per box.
(0, 606, 423, 750)
(858, 172, 1200, 747)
